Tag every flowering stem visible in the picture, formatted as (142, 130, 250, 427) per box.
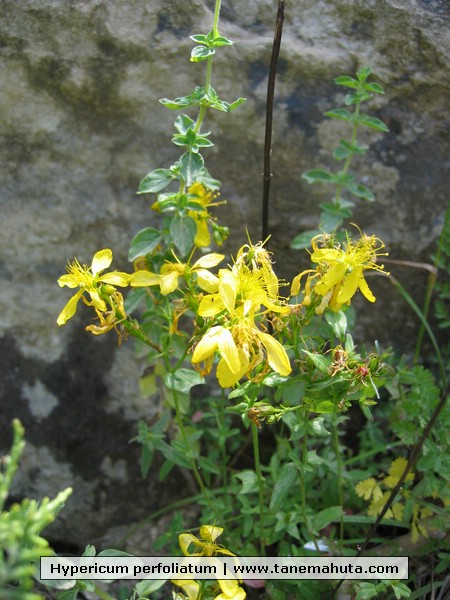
(194, 0, 221, 134)
(122, 319, 161, 353)
(299, 413, 320, 552)
(332, 410, 345, 542)
(172, 385, 214, 512)
(334, 102, 361, 206)
(251, 422, 266, 556)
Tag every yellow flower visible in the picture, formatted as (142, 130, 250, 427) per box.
(192, 314, 291, 388)
(291, 232, 388, 313)
(215, 578, 246, 600)
(192, 241, 291, 387)
(187, 182, 223, 248)
(171, 578, 246, 600)
(57, 249, 131, 326)
(175, 526, 246, 600)
(85, 291, 127, 337)
(179, 525, 236, 558)
(130, 252, 224, 295)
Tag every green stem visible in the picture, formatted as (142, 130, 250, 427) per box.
(252, 423, 266, 556)
(332, 410, 345, 543)
(334, 102, 360, 206)
(93, 584, 116, 600)
(172, 386, 213, 509)
(299, 413, 321, 552)
(194, 0, 221, 134)
(216, 389, 229, 492)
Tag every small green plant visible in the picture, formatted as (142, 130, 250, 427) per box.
(0, 420, 72, 600)
(291, 65, 388, 248)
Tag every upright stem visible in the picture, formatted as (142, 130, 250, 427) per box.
(334, 102, 361, 206)
(299, 413, 321, 552)
(252, 423, 266, 556)
(262, 0, 285, 241)
(173, 387, 209, 499)
(194, 0, 221, 134)
(332, 410, 345, 542)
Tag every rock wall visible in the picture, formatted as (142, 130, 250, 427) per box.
(1, 0, 449, 549)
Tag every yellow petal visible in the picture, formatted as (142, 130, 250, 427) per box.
(314, 263, 347, 296)
(191, 326, 222, 364)
(216, 348, 249, 388)
(99, 272, 131, 287)
(216, 578, 246, 599)
(58, 273, 80, 288)
(199, 525, 223, 542)
(57, 290, 83, 325)
(311, 248, 341, 263)
(91, 249, 113, 275)
(217, 328, 240, 374)
(193, 253, 225, 269)
(290, 269, 316, 297)
(130, 271, 161, 287)
(179, 533, 201, 556)
(257, 331, 292, 376)
(358, 272, 376, 302)
(198, 294, 226, 317)
(219, 269, 237, 314)
(88, 289, 107, 312)
(336, 268, 361, 304)
(160, 270, 179, 295)
(171, 580, 200, 600)
(196, 269, 219, 293)
(194, 219, 211, 248)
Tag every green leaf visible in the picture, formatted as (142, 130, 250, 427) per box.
(134, 579, 167, 596)
(301, 350, 331, 374)
(334, 76, 358, 89)
(138, 168, 176, 194)
(355, 114, 389, 132)
(170, 214, 197, 255)
(164, 368, 204, 395)
(198, 456, 221, 475)
(312, 506, 343, 531)
(333, 140, 368, 160)
(290, 229, 322, 250)
(302, 169, 335, 184)
(190, 34, 209, 45)
(346, 182, 375, 201)
(356, 66, 372, 82)
(124, 288, 147, 313)
(128, 228, 162, 261)
(174, 114, 196, 134)
(324, 108, 352, 122)
(213, 35, 234, 47)
(235, 470, 259, 494)
(191, 45, 215, 62)
(228, 97, 247, 111)
(179, 151, 204, 185)
(308, 416, 330, 437)
(309, 399, 335, 414)
(364, 82, 385, 94)
(324, 309, 347, 339)
(269, 462, 298, 512)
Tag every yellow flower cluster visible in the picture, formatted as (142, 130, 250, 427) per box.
(191, 241, 292, 387)
(57, 249, 130, 335)
(291, 232, 388, 313)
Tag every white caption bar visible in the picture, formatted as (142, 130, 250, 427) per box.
(41, 556, 408, 580)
